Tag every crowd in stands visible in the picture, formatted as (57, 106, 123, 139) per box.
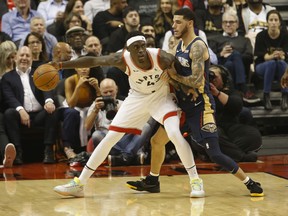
(0, 0, 287, 168)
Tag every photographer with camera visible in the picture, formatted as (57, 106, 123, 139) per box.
(200, 64, 262, 162)
(85, 78, 149, 166)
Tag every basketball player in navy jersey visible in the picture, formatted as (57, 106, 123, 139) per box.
(52, 31, 204, 198)
(127, 8, 264, 197)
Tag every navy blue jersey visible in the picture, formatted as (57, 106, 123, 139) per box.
(175, 37, 215, 117)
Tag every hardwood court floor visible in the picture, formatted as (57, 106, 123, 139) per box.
(1, 155, 288, 216)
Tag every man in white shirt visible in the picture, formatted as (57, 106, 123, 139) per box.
(1, 46, 58, 165)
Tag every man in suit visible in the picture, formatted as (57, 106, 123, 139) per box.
(1, 46, 58, 164)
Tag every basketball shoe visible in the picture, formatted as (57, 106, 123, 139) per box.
(3, 143, 16, 168)
(126, 177, 160, 193)
(54, 177, 84, 197)
(245, 179, 264, 197)
(190, 178, 205, 198)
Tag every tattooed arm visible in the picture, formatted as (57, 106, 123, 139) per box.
(167, 40, 209, 89)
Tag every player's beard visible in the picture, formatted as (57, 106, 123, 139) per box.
(175, 25, 189, 40)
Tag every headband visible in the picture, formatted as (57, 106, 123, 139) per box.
(126, 36, 146, 47)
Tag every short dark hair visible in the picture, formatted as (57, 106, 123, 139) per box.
(174, 8, 195, 21)
(139, 21, 154, 31)
(122, 6, 138, 18)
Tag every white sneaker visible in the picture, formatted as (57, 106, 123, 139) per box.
(64, 147, 76, 159)
(190, 178, 205, 198)
(3, 143, 16, 168)
(54, 177, 84, 197)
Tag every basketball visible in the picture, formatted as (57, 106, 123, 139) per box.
(33, 64, 60, 91)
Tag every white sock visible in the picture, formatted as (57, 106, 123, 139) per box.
(242, 176, 250, 184)
(186, 165, 199, 180)
(150, 172, 159, 177)
(164, 117, 199, 180)
(79, 131, 124, 184)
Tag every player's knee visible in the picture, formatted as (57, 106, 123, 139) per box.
(151, 134, 166, 148)
(208, 153, 222, 164)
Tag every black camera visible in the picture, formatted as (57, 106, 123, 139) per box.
(100, 96, 118, 120)
(209, 70, 216, 82)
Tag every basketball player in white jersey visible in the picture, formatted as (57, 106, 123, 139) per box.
(52, 31, 205, 198)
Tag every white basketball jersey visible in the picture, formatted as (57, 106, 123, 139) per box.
(123, 48, 167, 94)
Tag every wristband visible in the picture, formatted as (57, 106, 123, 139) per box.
(217, 91, 221, 97)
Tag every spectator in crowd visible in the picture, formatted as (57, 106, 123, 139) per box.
(84, 35, 102, 57)
(48, 12, 82, 42)
(254, 10, 288, 111)
(0, 41, 16, 168)
(52, 42, 73, 79)
(84, 36, 106, 80)
(1, 0, 42, 47)
(92, 0, 128, 54)
(64, 0, 92, 35)
(60, 61, 99, 159)
(1, 46, 58, 165)
(37, 0, 67, 27)
(83, 0, 110, 23)
(20, 17, 58, 60)
(237, 0, 275, 49)
(49, 0, 92, 42)
(208, 10, 259, 103)
(65, 26, 87, 60)
(139, 22, 157, 47)
(0, 0, 14, 31)
(0, 103, 16, 168)
(0, 40, 17, 76)
(140, 22, 156, 38)
(195, 0, 224, 40)
(154, 0, 174, 48)
(85, 78, 149, 166)
(205, 64, 262, 162)
(23, 32, 49, 69)
(106, 6, 140, 53)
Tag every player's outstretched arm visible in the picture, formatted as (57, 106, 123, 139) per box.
(51, 52, 125, 71)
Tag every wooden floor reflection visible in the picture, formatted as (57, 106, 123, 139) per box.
(1, 172, 287, 216)
(1, 154, 288, 216)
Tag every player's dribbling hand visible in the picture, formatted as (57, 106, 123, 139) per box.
(48, 61, 60, 70)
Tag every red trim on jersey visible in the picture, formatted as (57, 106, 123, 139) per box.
(180, 111, 186, 127)
(156, 49, 164, 70)
(163, 111, 178, 123)
(122, 49, 131, 76)
(109, 125, 142, 135)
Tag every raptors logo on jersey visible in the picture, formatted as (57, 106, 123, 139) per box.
(123, 48, 167, 94)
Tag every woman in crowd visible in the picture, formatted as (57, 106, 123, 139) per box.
(254, 10, 288, 111)
(23, 32, 48, 69)
(0, 40, 17, 76)
(154, 0, 176, 47)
